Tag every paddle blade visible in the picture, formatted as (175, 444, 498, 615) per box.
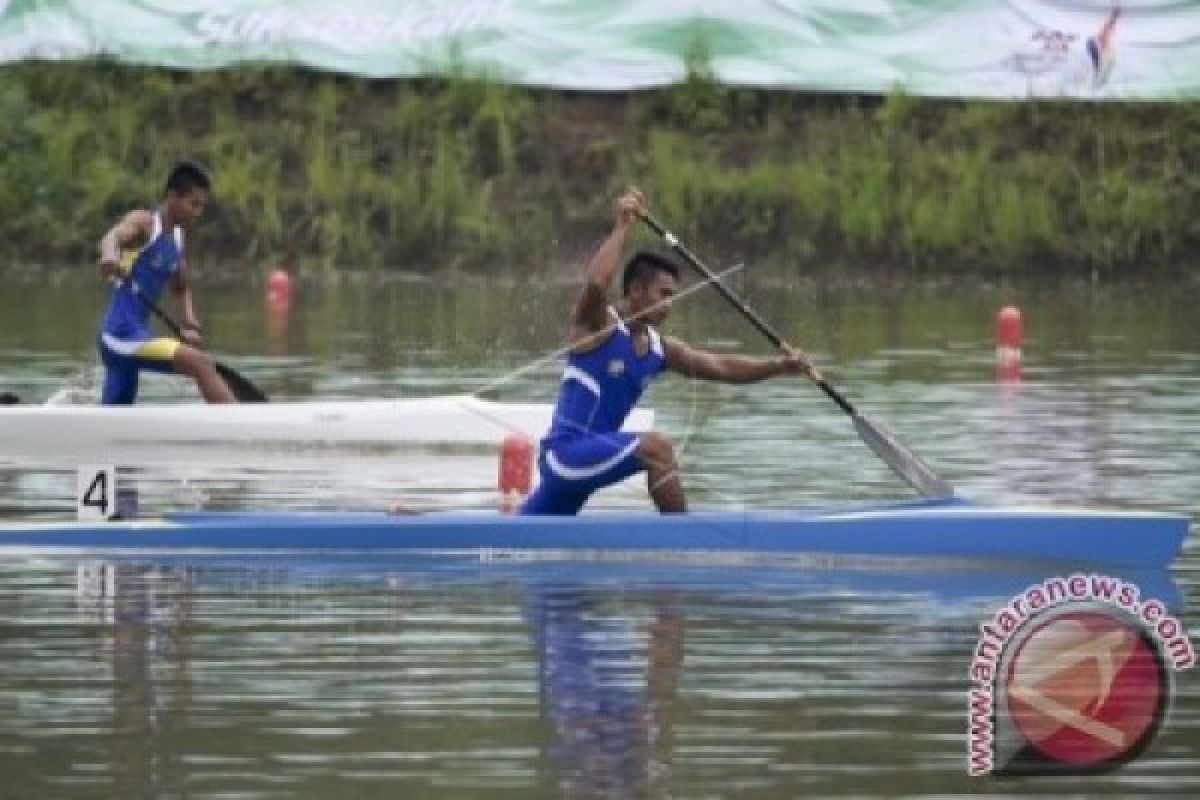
(852, 413, 953, 497)
(215, 361, 268, 403)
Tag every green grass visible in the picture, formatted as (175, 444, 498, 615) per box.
(0, 59, 1196, 276)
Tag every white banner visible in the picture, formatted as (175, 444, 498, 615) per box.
(0, 1, 1195, 99)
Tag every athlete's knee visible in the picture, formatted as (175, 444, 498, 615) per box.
(638, 431, 677, 467)
(174, 344, 216, 376)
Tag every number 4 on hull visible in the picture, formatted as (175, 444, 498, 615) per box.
(78, 465, 117, 521)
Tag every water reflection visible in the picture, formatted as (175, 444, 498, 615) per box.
(530, 586, 682, 798)
(46, 556, 1185, 797)
(76, 562, 195, 798)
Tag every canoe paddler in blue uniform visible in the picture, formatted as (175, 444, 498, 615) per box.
(520, 187, 812, 515)
(96, 161, 235, 405)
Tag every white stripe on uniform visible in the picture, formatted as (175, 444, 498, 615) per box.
(562, 365, 601, 396)
(545, 436, 641, 481)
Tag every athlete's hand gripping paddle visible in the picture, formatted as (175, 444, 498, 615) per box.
(640, 213, 953, 498)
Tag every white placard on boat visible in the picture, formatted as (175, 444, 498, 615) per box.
(77, 465, 117, 521)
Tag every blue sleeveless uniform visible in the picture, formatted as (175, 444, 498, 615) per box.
(520, 309, 667, 515)
(97, 212, 185, 405)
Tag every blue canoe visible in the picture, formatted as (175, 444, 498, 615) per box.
(0, 496, 1188, 568)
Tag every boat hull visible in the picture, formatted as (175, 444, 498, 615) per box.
(0, 395, 653, 465)
(0, 498, 1187, 568)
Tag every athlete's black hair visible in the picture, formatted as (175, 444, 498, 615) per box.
(621, 249, 680, 296)
(164, 161, 212, 196)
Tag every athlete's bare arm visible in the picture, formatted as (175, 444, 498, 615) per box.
(170, 253, 204, 347)
(663, 337, 811, 383)
(97, 210, 153, 279)
(569, 187, 647, 354)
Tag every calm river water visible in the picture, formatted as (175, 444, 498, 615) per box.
(0, 275, 1197, 797)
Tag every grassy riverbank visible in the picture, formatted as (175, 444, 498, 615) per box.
(1, 57, 1196, 276)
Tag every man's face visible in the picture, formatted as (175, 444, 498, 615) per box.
(628, 271, 678, 327)
(169, 187, 209, 227)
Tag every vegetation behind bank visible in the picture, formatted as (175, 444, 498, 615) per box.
(1, 53, 1196, 277)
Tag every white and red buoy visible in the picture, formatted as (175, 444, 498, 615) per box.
(267, 268, 292, 309)
(996, 305, 1022, 383)
(498, 433, 533, 513)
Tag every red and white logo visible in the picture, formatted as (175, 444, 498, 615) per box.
(1003, 608, 1167, 771)
(967, 574, 1193, 777)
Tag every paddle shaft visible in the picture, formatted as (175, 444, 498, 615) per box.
(122, 278, 188, 340)
(640, 212, 953, 497)
(639, 214, 854, 415)
(114, 277, 268, 403)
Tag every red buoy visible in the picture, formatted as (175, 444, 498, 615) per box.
(267, 268, 292, 307)
(996, 305, 1022, 383)
(996, 305, 1022, 353)
(498, 433, 533, 513)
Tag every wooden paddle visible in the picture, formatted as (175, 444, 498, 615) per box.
(117, 278, 268, 403)
(640, 213, 953, 498)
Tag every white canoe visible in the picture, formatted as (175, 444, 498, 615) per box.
(0, 395, 654, 466)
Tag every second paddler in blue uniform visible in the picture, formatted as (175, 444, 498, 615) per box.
(96, 161, 235, 405)
(520, 187, 812, 515)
